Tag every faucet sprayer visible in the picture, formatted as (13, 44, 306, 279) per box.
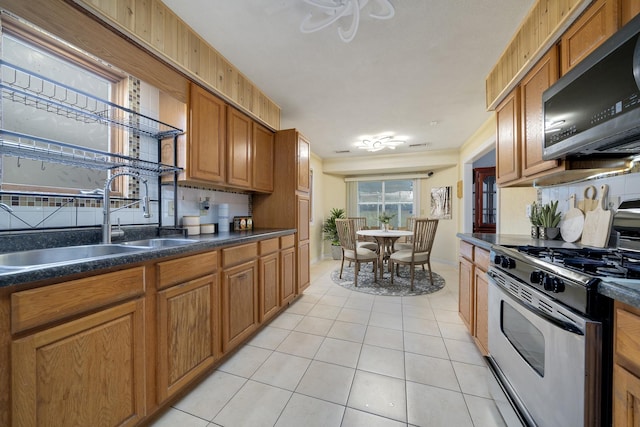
(103, 172, 151, 244)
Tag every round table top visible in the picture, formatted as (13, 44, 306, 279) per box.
(356, 229, 413, 237)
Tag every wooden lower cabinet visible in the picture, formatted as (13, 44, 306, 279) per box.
(222, 260, 258, 353)
(474, 268, 489, 354)
(281, 246, 296, 305)
(12, 298, 146, 427)
(458, 255, 474, 331)
(259, 252, 279, 323)
(613, 301, 640, 426)
(297, 240, 310, 294)
(156, 274, 219, 403)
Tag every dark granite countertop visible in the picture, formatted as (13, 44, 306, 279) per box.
(0, 228, 295, 289)
(457, 233, 640, 309)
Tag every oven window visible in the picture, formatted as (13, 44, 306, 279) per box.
(501, 301, 545, 377)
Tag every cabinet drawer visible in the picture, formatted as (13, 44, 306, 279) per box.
(615, 304, 640, 376)
(11, 267, 145, 334)
(460, 240, 474, 261)
(280, 234, 295, 249)
(222, 243, 258, 268)
(157, 251, 218, 290)
(259, 238, 279, 256)
(474, 247, 490, 271)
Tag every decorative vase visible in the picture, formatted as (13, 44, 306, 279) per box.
(382, 223, 390, 231)
(530, 225, 540, 239)
(540, 227, 560, 240)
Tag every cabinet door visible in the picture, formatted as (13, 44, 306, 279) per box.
(613, 364, 640, 426)
(297, 133, 310, 193)
(222, 260, 258, 352)
(561, 0, 618, 74)
(458, 257, 474, 332)
(297, 241, 310, 294)
(521, 47, 559, 177)
(188, 83, 225, 183)
(253, 122, 274, 193)
(621, 0, 640, 25)
(227, 107, 252, 188)
(496, 87, 521, 185)
(259, 253, 279, 322)
(157, 274, 219, 402)
(297, 195, 310, 242)
(280, 246, 296, 305)
(12, 299, 145, 427)
(474, 268, 489, 355)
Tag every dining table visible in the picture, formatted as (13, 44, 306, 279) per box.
(356, 229, 413, 277)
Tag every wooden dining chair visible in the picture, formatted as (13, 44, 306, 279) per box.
(389, 219, 439, 290)
(336, 219, 378, 287)
(348, 216, 378, 251)
(394, 216, 418, 251)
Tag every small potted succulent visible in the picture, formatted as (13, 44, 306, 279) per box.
(538, 200, 561, 240)
(378, 211, 396, 231)
(529, 202, 541, 238)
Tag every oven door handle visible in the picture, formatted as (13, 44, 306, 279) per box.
(488, 272, 584, 336)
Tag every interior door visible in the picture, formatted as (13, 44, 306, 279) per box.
(474, 167, 496, 233)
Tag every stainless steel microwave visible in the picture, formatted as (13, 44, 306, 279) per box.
(542, 13, 640, 160)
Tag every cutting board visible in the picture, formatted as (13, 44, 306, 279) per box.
(581, 184, 612, 247)
(560, 194, 584, 243)
(578, 185, 598, 213)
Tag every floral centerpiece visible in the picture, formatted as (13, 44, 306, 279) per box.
(378, 211, 396, 231)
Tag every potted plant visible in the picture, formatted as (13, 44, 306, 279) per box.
(528, 202, 541, 238)
(323, 208, 345, 259)
(378, 211, 396, 231)
(539, 200, 561, 240)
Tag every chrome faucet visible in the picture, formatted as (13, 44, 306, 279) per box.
(103, 172, 151, 244)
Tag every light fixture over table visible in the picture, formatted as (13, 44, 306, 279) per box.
(300, 0, 395, 43)
(356, 135, 406, 152)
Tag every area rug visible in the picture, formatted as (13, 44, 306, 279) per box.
(330, 265, 445, 296)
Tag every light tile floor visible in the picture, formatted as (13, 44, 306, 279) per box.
(151, 259, 508, 427)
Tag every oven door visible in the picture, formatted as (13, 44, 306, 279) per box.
(487, 269, 602, 427)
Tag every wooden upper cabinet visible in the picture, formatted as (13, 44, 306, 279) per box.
(297, 133, 310, 193)
(188, 83, 226, 183)
(621, 0, 640, 25)
(561, 0, 618, 75)
(252, 122, 275, 193)
(496, 87, 521, 185)
(227, 107, 252, 189)
(520, 46, 560, 177)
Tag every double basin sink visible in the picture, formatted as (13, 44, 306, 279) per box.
(0, 238, 198, 274)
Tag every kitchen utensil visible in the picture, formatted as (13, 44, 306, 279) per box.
(560, 194, 584, 243)
(581, 184, 613, 247)
(578, 185, 598, 213)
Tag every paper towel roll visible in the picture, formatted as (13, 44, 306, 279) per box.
(218, 204, 229, 232)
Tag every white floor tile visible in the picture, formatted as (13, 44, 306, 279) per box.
(453, 361, 492, 398)
(248, 326, 291, 350)
(172, 371, 246, 420)
(404, 352, 460, 391)
(464, 394, 508, 427)
(403, 331, 448, 359)
(358, 344, 405, 379)
(364, 326, 404, 351)
(337, 307, 371, 324)
(295, 360, 355, 405)
(406, 381, 473, 427)
(269, 312, 304, 330)
(251, 352, 311, 391)
(213, 380, 292, 427)
(444, 338, 486, 366)
(327, 320, 367, 343)
(217, 345, 272, 378)
(368, 311, 403, 331)
(285, 300, 315, 315)
(341, 408, 407, 427)
(294, 315, 335, 336)
(314, 337, 363, 368)
(403, 315, 440, 336)
(347, 370, 407, 423)
(275, 393, 345, 427)
(151, 408, 209, 427)
(276, 331, 324, 358)
(308, 303, 343, 320)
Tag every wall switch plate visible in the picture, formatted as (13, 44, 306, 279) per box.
(526, 204, 532, 217)
(168, 201, 174, 216)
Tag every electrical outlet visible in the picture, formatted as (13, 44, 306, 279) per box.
(526, 204, 532, 217)
(608, 196, 620, 210)
(168, 201, 174, 216)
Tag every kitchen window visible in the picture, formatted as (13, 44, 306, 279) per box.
(347, 179, 416, 229)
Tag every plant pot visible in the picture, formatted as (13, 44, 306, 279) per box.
(330, 244, 342, 260)
(540, 227, 560, 240)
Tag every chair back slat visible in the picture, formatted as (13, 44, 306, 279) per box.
(412, 219, 439, 254)
(336, 219, 357, 251)
(348, 217, 368, 232)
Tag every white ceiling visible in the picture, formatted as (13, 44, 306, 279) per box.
(161, 0, 534, 163)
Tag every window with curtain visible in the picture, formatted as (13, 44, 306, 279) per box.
(347, 179, 416, 229)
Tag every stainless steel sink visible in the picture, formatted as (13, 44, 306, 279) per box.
(121, 238, 198, 248)
(0, 244, 146, 268)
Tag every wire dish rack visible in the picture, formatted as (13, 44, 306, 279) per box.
(0, 130, 180, 177)
(0, 60, 183, 177)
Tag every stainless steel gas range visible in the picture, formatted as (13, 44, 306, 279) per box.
(486, 244, 617, 427)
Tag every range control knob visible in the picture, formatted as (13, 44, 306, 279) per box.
(530, 271, 543, 284)
(493, 255, 503, 266)
(543, 275, 565, 293)
(501, 257, 516, 269)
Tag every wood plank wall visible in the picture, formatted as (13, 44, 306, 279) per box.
(486, 0, 588, 110)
